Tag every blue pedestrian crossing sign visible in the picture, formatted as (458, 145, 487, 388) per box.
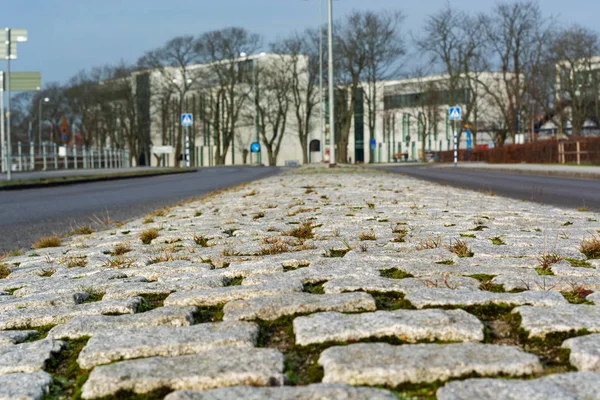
(449, 107, 462, 121)
(370, 138, 376, 150)
(181, 113, 193, 127)
(251, 142, 261, 153)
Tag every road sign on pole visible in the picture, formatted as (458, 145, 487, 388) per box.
(181, 113, 193, 127)
(449, 106, 462, 121)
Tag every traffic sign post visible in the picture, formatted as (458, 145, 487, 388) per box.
(449, 107, 462, 167)
(181, 114, 193, 168)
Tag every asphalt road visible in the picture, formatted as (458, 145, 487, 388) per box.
(377, 165, 600, 212)
(0, 167, 280, 252)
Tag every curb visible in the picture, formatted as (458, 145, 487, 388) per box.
(0, 169, 199, 191)
(451, 167, 600, 181)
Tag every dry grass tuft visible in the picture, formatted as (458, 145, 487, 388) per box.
(140, 228, 159, 245)
(193, 234, 210, 247)
(416, 236, 442, 251)
(537, 252, 564, 271)
(71, 225, 94, 235)
(286, 221, 314, 240)
(0, 263, 11, 279)
(447, 239, 474, 258)
(58, 256, 87, 268)
(104, 256, 135, 269)
(33, 235, 62, 249)
(580, 233, 600, 259)
(359, 231, 377, 241)
(112, 244, 132, 256)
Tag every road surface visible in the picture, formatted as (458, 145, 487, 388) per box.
(377, 165, 600, 212)
(0, 167, 280, 252)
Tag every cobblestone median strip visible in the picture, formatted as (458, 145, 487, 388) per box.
(80, 347, 286, 399)
(436, 372, 600, 399)
(1, 166, 600, 398)
(164, 384, 398, 400)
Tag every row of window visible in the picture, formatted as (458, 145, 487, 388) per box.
(384, 88, 470, 110)
(380, 113, 456, 142)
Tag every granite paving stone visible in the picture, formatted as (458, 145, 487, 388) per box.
(514, 305, 600, 338)
(319, 342, 542, 386)
(164, 384, 398, 400)
(223, 292, 377, 321)
(77, 321, 259, 368)
(0, 330, 38, 346)
(80, 347, 286, 399)
(293, 309, 484, 345)
(0, 372, 54, 400)
(405, 288, 568, 308)
(562, 333, 600, 372)
(0, 339, 65, 375)
(436, 372, 600, 399)
(48, 306, 197, 339)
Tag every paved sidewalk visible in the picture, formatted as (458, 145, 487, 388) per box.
(1, 165, 600, 399)
(0, 167, 164, 182)
(433, 162, 600, 179)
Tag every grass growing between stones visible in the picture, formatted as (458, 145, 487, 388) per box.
(0, 263, 11, 278)
(22, 325, 56, 342)
(467, 274, 506, 293)
(44, 338, 90, 400)
(580, 233, 600, 259)
(227, 276, 245, 286)
(256, 317, 324, 385)
(193, 305, 224, 323)
(565, 258, 594, 268)
(322, 247, 351, 258)
(380, 268, 414, 279)
(448, 240, 474, 258)
(303, 281, 326, 294)
(137, 293, 171, 312)
(139, 228, 159, 245)
(369, 291, 416, 311)
(33, 235, 62, 249)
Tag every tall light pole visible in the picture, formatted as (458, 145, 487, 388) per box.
(327, 0, 336, 166)
(319, 0, 324, 163)
(242, 52, 266, 165)
(173, 77, 192, 167)
(38, 97, 49, 152)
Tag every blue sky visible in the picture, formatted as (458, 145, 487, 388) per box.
(3, 0, 598, 85)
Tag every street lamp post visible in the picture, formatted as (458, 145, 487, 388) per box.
(327, 0, 336, 166)
(242, 52, 266, 165)
(38, 97, 49, 153)
(173, 78, 192, 168)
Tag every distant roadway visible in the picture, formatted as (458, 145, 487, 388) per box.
(377, 165, 600, 212)
(0, 167, 280, 252)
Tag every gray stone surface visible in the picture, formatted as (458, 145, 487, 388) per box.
(514, 305, 600, 338)
(322, 276, 481, 294)
(164, 279, 303, 307)
(294, 309, 484, 346)
(437, 372, 600, 400)
(223, 292, 377, 321)
(77, 321, 258, 369)
(319, 343, 542, 386)
(164, 384, 398, 400)
(48, 306, 196, 339)
(0, 330, 37, 346)
(0, 298, 141, 329)
(562, 333, 600, 372)
(81, 347, 285, 399)
(0, 372, 54, 400)
(0, 339, 65, 375)
(405, 288, 567, 308)
(0, 292, 88, 310)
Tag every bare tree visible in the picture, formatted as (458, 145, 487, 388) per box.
(272, 29, 320, 164)
(477, 1, 553, 144)
(361, 10, 406, 163)
(246, 59, 292, 166)
(552, 25, 600, 137)
(138, 35, 203, 163)
(416, 5, 484, 146)
(197, 27, 261, 165)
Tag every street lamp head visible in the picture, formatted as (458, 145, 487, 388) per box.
(44, 97, 50, 102)
(240, 52, 247, 57)
(259, 52, 266, 57)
